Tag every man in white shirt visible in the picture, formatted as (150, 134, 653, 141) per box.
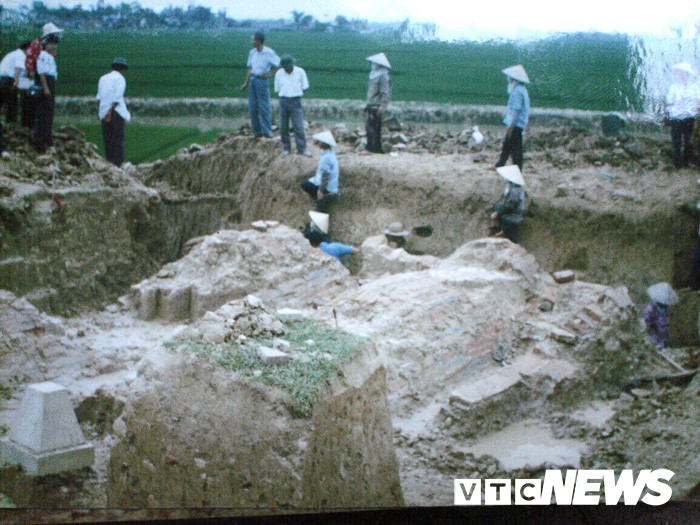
(274, 55, 311, 157)
(0, 41, 30, 124)
(96, 57, 131, 167)
(665, 62, 700, 169)
(34, 34, 59, 153)
(240, 32, 279, 138)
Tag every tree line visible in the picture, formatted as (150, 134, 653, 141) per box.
(2, 2, 372, 32)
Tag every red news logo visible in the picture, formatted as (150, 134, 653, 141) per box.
(454, 469, 675, 505)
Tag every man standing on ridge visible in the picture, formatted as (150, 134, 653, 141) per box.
(241, 32, 280, 139)
(495, 64, 530, 171)
(0, 41, 30, 124)
(365, 52, 392, 153)
(97, 57, 131, 167)
(274, 55, 311, 157)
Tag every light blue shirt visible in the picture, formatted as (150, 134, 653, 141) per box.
(319, 242, 353, 262)
(503, 84, 529, 129)
(308, 150, 339, 194)
(247, 46, 280, 76)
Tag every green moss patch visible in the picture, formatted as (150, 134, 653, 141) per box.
(169, 320, 365, 417)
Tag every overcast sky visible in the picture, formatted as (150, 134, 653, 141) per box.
(4, 0, 700, 39)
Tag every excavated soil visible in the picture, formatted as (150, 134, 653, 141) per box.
(0, 116, 699, 520)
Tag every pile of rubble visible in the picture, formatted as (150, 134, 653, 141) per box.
(1, 125, 115, 186)
(172, 294, 288, 344)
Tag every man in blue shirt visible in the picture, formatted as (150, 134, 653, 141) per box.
(240, 32, 280, 138)
(319, 241, 357, 263)
(495, 64, 530, 171)
(301, 130, 339, 213)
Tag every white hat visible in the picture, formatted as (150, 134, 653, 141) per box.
(366, 53, 391, 69)
(647, 282, 679, 305)
(312, 130, 337, 148)
(42, 23, 64, 37)
(308, 211, 329, 234)
(671, 62, 697, 77)
(502, 64, 530, 84)
(496, 165, 525, 186)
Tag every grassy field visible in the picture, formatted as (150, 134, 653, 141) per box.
(1, 29, 639, 111)
(60, 121, 226, 164)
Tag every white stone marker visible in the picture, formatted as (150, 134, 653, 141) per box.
(0, 382, 94, 475)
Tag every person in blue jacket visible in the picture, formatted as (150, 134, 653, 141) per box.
(301, 130, 339, 213)
(495, 64, 530, 171)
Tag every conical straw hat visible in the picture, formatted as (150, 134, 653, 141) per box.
(312, 130, 337, 148)
(496, 165, 525, 186)
(308, 211, 329, 234)
(366, 52, 391, 69)
(502, 64, 530, 84)
(647, 282, 679, 305)
(671, 62, 697, 77)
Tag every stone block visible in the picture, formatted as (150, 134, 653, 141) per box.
(277, 308, 306, 323)
(251, 221, 268, 232)
(0, 382, 94, 475)
(550, 327, 577, 345)
(257, 346, 291, 365)
(159, 286, 193, 322)
(583, 304, 604, 322)
(553, 270, 575, 284)
(604, 286, 634, 309)
(273, 338, 291, 351)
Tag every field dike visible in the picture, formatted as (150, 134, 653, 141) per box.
(56, 97, 626, 128)
(0, 120, 699, 516)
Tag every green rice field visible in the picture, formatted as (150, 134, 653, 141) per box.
(57, 121, 226, 164)
(1, 29, 639, 111)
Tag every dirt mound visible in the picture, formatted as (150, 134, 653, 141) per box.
(0, 127, 237, 314)
(130, 225, 351, 322)
(1, 125, 112, 185)
(107, 332, 402, 508)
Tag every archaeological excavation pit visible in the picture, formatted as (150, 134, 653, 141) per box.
(0, 119, 699, 517)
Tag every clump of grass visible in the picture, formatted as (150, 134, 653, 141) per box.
(0, 493, 15, 508)
(173, 320, 365, 418)
(0, 375, 27, 401)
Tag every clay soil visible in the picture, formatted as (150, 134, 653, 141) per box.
(0, 115, 699, 520)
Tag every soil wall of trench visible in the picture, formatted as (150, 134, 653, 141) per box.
(139, 132, 700, 345)
(2, 123, 698, 344)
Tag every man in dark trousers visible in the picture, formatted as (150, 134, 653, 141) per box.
(365, 52, 391, 153)
(495, 64, 531, 171)
(34, 34, 59, 153)
(96, 58, 131, 166)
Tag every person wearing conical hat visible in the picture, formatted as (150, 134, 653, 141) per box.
(495, 64, 530, 171)
(303, 210, 331, 246)
(665, 62, 700, 169)
(490, 165, 526, 243)
(302, 210, 358, 263)
(274, 55, 311, 157)
(365, 52, 392, 153)
(96, 57, 131, 167)
(301, 130, 339, 213)
(643, 282, 679, 349)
